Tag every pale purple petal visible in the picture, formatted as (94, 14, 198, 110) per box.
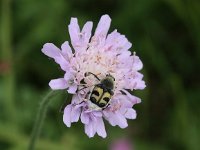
(135, 72, 144, 80)
(132, 72, 146, 90)
(56, 56, 70, 71)
(96, 117, 107, 138)
(42, 43, 60, 58)
(93, 111, 103, 117)
(70, 105, 81, 122)
(124, 108, 136, 119)
(123, 41, 132, 51)
(68, 18, 80, 46)
(105, 111, 128, 128)
(105, 30, 132, 52)
(94, 15, 111, 42)
(64, 72, 73, 81)
(121, 90, 141, 105)
(63, 105, 72, 127)
(49, 78, 68, 90)
(61, 41, 73, 58)
(68, 18, 92, 52)
(63, 103, 82, 127)
(81, 112, 89, 124)
(84, 122, 96, 138)
(133, 55, 143, 71)
(71, 94, 81, 104)
(81, 21, 93, 44)
(105, 30, 119, 48)
(133, 80, 146, 90)
(115, 112, 128, 128)
(67, 84, 77, 94)
(116, 95, 133, 108)
(68, 18, 83, 51)
(116, 113, 128, 128)
(118, 51, 132, 61)
(42, 43, 69, 71)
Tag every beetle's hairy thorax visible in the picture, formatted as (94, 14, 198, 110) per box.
(100, 76, 114, 90)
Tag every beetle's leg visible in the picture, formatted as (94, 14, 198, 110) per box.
(77, 84, 94, 92)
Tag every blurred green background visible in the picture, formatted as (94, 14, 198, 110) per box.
(0, 0, 200, 150)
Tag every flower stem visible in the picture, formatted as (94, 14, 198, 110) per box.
(1, 0, 16, 122)
(28, 90, 59, 150)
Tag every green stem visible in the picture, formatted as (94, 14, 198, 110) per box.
(28, 90, 58, 150)
(1, 0, 16, 122)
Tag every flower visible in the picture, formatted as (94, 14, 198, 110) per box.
(42, 14, 146, 138)
(110, 138, 133, 150)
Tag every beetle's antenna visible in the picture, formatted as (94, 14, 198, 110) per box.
(85, 72, 100, 81)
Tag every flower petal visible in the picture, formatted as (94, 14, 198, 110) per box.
(105, 30, 132, 52)
(68, 18, 92, 52)
(81, 21, 93, 44)
(49, 78, 68, 90)
(68, 18, 80, 47)
(114, 112, 128, 128)
(121, 90, 141, 105)
(67, 84, 77, 94)
(94, 15, 111, 43)
(133, 55, 143, 71)
(64, 72, 73, 81)
(81, 112, 89, 124)
(42, 43, 60, 58)
(61, 41, 73, 58)
(93, 111, 103, 117)
(105, 111, 128, 129)
(63, 105, 72, 127)
(132, 72, 146, 90)
(134, 80, 146, 90)
(68, 18, 83, 52)
(116, 95, 133, 108)
(124, 108, 136, 119)
(84, 121, 96, 138)
(42, 43, 69, 71)
(70, 105, 81, 122)
(71, 94, 82, 104)
(96, 117, 107, 138)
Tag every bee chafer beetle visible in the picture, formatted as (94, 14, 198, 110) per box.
(85, 72, 115, 110)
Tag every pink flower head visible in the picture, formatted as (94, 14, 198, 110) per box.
(42, 14, 146, 138)
(110, 138, 133, 150)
